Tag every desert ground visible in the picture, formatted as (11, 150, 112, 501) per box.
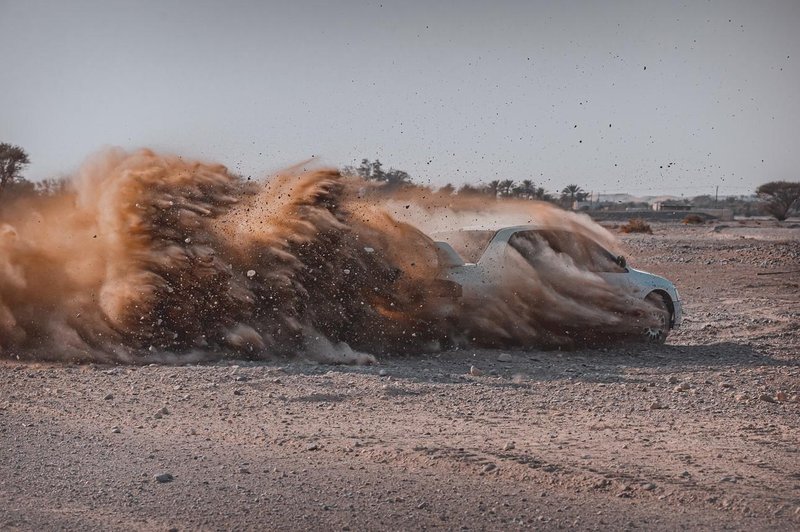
(1, 220, 798, 531)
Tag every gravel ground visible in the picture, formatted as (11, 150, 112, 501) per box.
(1, 221, 798, 531)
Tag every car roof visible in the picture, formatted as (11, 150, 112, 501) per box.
(429, 223, 546, 237)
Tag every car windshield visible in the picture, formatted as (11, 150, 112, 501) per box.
(433, 230, 496, 263)
(509, 229, 625, 273)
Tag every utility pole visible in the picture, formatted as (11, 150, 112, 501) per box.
(715, 185, 719, 207)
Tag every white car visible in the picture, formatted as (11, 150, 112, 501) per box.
(430, 225, 682, 343)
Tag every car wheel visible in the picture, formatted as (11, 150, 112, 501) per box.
(642, 293, 671, 344)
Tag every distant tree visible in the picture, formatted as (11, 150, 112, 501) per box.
(514, 179, 535, 199)
(0, 143, 31, 196)
(533, 187, 553, 201)
(497, 179, 515, 197)
(457, 183, 481, 195)
(439, 183, 455, 195)
(384, 168, 412, 187)
(36, 178, 69, 196)
(486, 180, 500, 198)
(354, 158, 377, 180)
(349, 159, 412, 187)
(370, 159, 384, 181)
(560, 184, 586, 206)
(757, 181, 800, 221)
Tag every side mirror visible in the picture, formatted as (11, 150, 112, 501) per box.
(616, 255, 627, 269)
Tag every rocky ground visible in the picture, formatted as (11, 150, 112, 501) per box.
(1, 221, 798, 531)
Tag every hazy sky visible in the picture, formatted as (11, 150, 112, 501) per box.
(1, 0, 798, 196)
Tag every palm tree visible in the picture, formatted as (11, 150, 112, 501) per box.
(498, 179, 515, 197)
(457, 183, 481, 195)
(560, 184, 585, 206)
(517, 179, 535, 199)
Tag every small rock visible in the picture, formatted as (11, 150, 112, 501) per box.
(233, 389, 243, 396)
(153, 412, 163, 419)
(667, 376, 679, 384)
(378, 369, 388, 377)
(643, 482, 656, 491)
(469, 366, 483, 377)
(234, 375, 248, 382)
(155, 472, 174, 483)
(718, 382, 733, 389)
(246, 270, 256, 278)
(104, 393, 114, 400)
(158, 406, 169, 415)
(306, 443, 319, 451)
(503, 441, 515, 451)
(482, 463, 496, 473)
(649, 402, 668, 410)
(497, 353, 513, 363)
(673, 382, 690, 393)
(776, 391, 787, 402)
(759, 393, 777, 403)
(110, 426, 121, 434)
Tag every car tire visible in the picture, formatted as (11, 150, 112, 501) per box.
(642, 293, 671, 344)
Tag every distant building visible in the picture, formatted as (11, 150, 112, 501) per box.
(652, 202, 691, 212)
(572, 200, 595, 211)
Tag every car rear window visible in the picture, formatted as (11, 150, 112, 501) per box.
(433, 230, 496, 263)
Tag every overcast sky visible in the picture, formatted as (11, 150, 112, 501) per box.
(1, 0, 798, 196)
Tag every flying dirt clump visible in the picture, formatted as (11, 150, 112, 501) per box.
(0, 148, 656, 364)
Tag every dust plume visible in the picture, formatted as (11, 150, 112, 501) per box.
(0, 149, 657, 364)
(370, 189, 655, 347)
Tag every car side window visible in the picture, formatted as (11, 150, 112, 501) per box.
(507, 230, 551, 266)
(508, 230, 625, 273)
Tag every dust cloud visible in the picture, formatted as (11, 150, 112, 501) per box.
(0, 149, 655, 364)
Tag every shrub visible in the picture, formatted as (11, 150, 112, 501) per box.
(620, 218, 653, 234)
(682, 214, 705, 225)
(756, 181, 800, 221)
